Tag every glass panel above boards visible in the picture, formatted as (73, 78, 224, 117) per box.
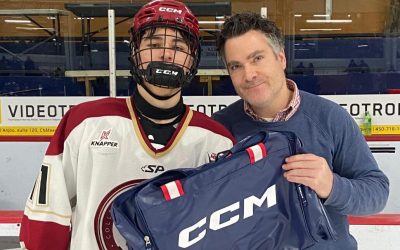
(1, 0, 399, 96)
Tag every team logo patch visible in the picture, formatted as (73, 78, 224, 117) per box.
(94, 180, 145, 250)
(91, 129, 119, 148)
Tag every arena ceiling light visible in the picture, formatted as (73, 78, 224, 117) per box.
(198, 21, 225, 24)
(4, 19, 31, 23)
(306, 19, 352, 23)
(313, 14, 330, 17)
(16, 27, 55, 31)
(300, 28, 342, 31)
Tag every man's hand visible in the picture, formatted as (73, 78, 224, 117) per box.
(282, 154, 333, 199)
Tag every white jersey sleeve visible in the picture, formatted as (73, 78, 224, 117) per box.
(20, 107, 78, 249)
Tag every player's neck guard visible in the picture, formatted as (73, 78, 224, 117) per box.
(139, 81, 181, 101)
(133, 89, 185, 120)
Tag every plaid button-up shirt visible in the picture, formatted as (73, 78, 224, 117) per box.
(244, 79, 301, 122)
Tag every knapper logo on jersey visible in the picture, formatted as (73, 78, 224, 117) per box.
(100, 129, 111, 140)
(91, 129, 119, 148)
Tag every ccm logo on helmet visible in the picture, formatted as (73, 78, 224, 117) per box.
(178, 184, 277, 248)
(156, 69, 179, 76)
(159, 7, 182, 14)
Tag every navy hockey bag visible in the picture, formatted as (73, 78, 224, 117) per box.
(112, 131, 337, 250)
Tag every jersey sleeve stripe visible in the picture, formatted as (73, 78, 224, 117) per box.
(20, 215, 71, 250)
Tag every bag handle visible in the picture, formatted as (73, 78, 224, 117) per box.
(216, 131, 269, 161)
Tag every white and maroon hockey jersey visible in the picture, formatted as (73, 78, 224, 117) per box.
(19, 97, 234, 250)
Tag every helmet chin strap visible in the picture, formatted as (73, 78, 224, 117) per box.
(139, 80, 181, 101)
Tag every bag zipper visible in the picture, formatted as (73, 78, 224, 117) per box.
(144, 235, 153, 250)
(295, 183, 317, 243)
(287, 132, 336, 242)
(286, 133, 317, 242)
(135, 195, 156, 250)
(317, 198, 338, 240)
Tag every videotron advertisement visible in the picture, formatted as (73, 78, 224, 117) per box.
(325, 94, 400, 135)
(0, 97, 101, 137)
(0, 95, 399, 137)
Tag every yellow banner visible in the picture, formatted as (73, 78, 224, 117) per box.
(372, 125, 400, 135)
(1, 125, 399, 137)
(0, 126, 56, 136)
(359, 125, 400, 135)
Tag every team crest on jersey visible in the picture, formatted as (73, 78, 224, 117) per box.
(91, 129, 119, 148)
(94, 179, 144, 250)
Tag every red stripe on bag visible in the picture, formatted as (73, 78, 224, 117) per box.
(175, 180, 185, 196)
(161, 184, 171, 201)
(246, 143, 267, 164)
(161, 180, 184, 201)
(258, 143, 267, 158)
(246, 147, 255, 164)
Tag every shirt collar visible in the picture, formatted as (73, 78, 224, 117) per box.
(244, 79, 301, 122)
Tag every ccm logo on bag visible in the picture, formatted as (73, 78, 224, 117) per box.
(155, 69, 179, 76)
(178, 184, 277, 248)
(159, 7, 182, 14)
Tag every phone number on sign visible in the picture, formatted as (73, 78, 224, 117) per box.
(372, 125, 400, 134)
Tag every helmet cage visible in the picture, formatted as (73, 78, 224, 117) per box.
(129, 22, 200, 88)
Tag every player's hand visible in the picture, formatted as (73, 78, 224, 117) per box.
(282, 153, 333, 199)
